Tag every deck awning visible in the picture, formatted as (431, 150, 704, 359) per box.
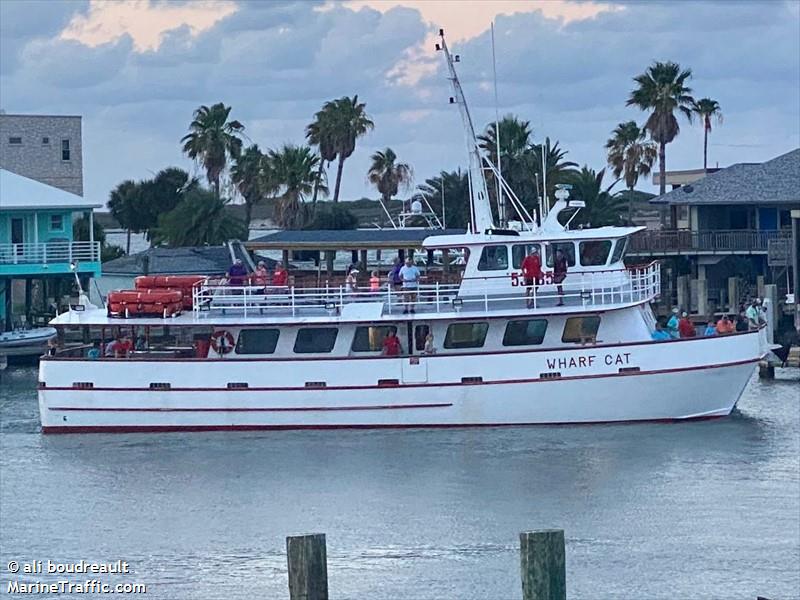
(245, 229, 468, 251)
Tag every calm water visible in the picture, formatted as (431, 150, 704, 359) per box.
(1, 367, 798, 600)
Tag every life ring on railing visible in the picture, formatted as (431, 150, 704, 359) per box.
(210, 330, 235, 354)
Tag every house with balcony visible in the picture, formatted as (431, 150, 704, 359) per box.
(629, 148, 799, 313)
(0, 169, 101, 330)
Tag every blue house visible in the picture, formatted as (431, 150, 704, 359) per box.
(1, 169, 101, 329)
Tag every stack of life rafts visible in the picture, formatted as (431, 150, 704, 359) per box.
(107, 275, 206, 318)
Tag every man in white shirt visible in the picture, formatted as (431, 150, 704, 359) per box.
(399, 257, 421, 313)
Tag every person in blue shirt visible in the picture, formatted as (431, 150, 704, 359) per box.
(651, 321, 671, 341)
(87, 342, 101, 360)
(703, 320, 718, 336)
(666, 308, 680, 339)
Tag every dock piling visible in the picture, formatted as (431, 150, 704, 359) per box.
(286, 533, 328, 600)
(520, 529, 566, 600)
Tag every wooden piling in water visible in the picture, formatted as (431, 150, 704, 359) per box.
(286, 533, 328, 600)
(520, 529, 566, 600)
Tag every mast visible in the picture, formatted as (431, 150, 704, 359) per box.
(491, 22, 505, 227)
(436, 29, 494, 234)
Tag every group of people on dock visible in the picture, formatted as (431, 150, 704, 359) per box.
(651, 298, 766, 341)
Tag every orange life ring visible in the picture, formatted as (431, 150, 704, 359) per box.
(210, 330, 235, 354)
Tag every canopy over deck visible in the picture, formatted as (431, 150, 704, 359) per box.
(246, 228, 468, 251)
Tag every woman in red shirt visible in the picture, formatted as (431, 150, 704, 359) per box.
(382, 327, 402, 356)
(272, 262, 288, 287)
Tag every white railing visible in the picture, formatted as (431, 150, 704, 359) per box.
(0, 241, 101, 265)
(192, 262, 661, 318)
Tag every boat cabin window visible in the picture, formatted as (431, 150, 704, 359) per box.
(352, 325, 397, 353)
(562, 316, 601, 344)
(579, 240, 612, 266)
(294, 328, 338, 353)
(511, 244, 542, 269)
(444, 322, 489, 349)
(236, 328, 279, 354)
(503, 319, 548, 346)
(477, 245, 509, 271)
(545, 242, 576, 267)
(610, 238, 628, 263)
(414, 324, 430, 351)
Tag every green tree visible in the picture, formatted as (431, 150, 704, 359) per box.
(73, 215, 124, 262)
(691, 97, 723, 172)
(566, 167, 627, 228)
(527, 138, 579, 211)
(417, 169, 471, 229)
(605, 121, 657, 223)
(306, 110, 338, 205)
(107, 180, 141, 254)
(319, 95, 374, 203)
(627, 61, 694, 199)
(152, 188, 247, 247)
(478, 116, 535, 217)
(367, 147, 413, 203)
(231, 144, 275, 230)
(305, 203, 358, 230)
(181, 102, 244, 198)
(269, 144, 327, 229)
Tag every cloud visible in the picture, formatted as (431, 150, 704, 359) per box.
(60, 0, 237, 52)
(0, 0, 797, 208)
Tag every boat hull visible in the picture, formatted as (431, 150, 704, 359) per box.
(38, 357, 758, 433)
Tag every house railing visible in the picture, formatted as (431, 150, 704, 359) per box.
(629, 229, 791, 254)
(0, 241, 101, 265)
(191, 262, 660, 318)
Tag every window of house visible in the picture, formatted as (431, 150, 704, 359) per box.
(42, 136, 50, 145)
(545, 242, 576, 267)
(61, 139, 71, 161)
(50, 215, 63, 231)
(352, 325, 397, 352)
(477, 245, 509, 271)
(294, 328, 338, 353)
(503, 319, 548, 346)
(444, 322, 489, 349)
(235, 329, 279, 354)
(562, 316, 601, 343)
(8, 136, 22, 145)
(610, 238, 628, 263)
(511, 244, 542, 269)
(579, 240, 612, 266)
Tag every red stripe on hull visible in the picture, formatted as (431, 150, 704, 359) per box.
(50, 402, 453, 413)
(41, 414, 728, 434)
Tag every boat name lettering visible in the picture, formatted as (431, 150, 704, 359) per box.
(545, 353, 631, 370)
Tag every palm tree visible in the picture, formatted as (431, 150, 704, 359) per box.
(478, 116, 534, 219)
(306, 112, 338, 205)
(107, 180, 140, 254)
(417, 169, 471, 229)
(627, 61, 694, 202)
(691, 98, 723, 172)
(526, 138, 579, 211)
(181, 102, 244, 198)
(153, 188, 246, 247)
(605, 121, 657, 223)
(231, 144, 276, 231)
(269, 144, 327, 229)
(566, 167, 627, 228)
(319, 95, 374, 203)
(367, 148, 413, 203)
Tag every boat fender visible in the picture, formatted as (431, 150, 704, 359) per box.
(210, 330, 235, 354)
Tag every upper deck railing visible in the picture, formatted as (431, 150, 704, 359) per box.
(191, 261, 660, 319)
(0, 241, 101, 265)
(628, 229, 790, 255)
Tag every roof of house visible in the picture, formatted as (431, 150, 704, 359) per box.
(652, 148, 800, 206)
(0, 169, 100, 210)
(102, 244, 258, 276)
(246, 228, 469, 250)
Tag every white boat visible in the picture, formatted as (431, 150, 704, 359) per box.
(37, 32, 767, 433)
(0, 327, 57, 358)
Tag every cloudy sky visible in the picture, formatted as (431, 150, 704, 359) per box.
(2, 0, 798, 208)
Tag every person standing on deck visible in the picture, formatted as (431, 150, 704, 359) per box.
(389, 258, 403, 289)
(399, 257, 421, 314)
(253, 261, 269, 293)
(345, 268, 359, 294)
(666, 308, 680, 339)
(369, 270, 381, 292)
(272, 262, 288, 288)
(745, 300, 761, 329)
(226, 258, 248, 287)
(553, 249, 568, 306)
(521, 247, 543, 309)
